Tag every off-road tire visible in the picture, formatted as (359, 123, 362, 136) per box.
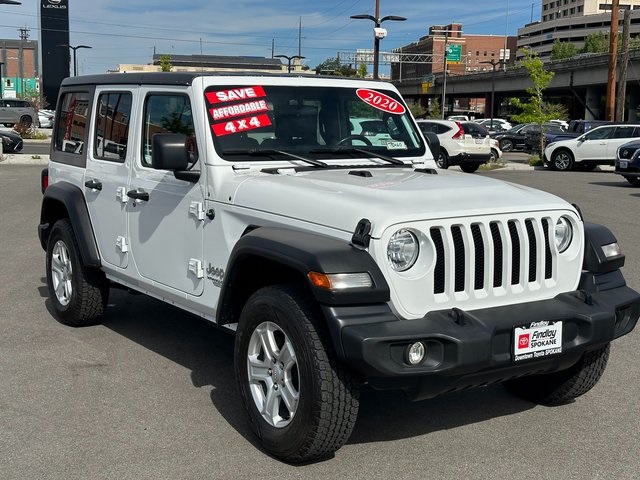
(460, 163, 480, 173)
(503, 344, 610, 405)
(46, 219, 109, 327)
(234, 284, 359, 463)
(436, 149, 449, 169)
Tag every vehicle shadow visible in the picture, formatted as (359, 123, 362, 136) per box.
(589, 181, 634, 188)
(69, 289, 535, 449)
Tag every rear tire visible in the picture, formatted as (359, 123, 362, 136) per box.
(436, 149, 449, 169)
(234, 284, 359, 463)
(46, 219, 109, 326)
(460, 163, 480, 173)
(489, 148, 499, 162)
(19, 115, 33, 126)
(504, 344, 610, 405)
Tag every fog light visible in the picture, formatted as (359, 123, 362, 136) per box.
(406, 342, 426, 366)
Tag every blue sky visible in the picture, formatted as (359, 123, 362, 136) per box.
(0, 0, 540, 75)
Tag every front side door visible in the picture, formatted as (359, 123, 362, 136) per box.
(574, 126, 615, 161)
(127, 90, 205, 296)
(84, 89, 134, 269)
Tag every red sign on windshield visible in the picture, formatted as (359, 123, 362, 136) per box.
(356, 89, 406, 114)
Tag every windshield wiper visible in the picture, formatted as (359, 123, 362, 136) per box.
(222, 148, 327, 168)
(309, 146, 405, 166)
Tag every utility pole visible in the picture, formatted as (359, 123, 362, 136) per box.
(616, 7, 631, 122)
(298, 17, 302, 58)
(605, 0, 620, 121)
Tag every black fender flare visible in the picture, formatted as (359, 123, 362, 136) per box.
(217, 226, 390, 320)
(38, 182, 101, 267)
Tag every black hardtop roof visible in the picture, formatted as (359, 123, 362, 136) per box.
(61, 72, 382, 87)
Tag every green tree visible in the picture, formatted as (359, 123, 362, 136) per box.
(551, 39, 578, 60)
(582, 32, 608, 54)
(159, 54, 173, 72)
(357, 63, 368, 78)
(510, 48, 558, 153)
(314, 57, 357, 76)
(408, 102, 427, 119)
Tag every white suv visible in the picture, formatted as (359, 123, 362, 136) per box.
(416, 119, 491, 173)
(544, 124, 640, 171)
(37, 73, 640, 463)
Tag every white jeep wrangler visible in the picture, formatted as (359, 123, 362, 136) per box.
(38, 73, 639, 463)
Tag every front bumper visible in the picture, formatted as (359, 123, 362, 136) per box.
(323, 279, 639, 400)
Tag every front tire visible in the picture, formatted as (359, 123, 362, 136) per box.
(234, 284, 359, 463)
(504, 344, 610, 405)
(550, 149, 574, 171)
(625, 175, 640, 186)
(46, 219, 109, 326)
(499, 139, 514, 152)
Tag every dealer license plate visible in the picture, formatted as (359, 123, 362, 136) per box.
(619, 160, 629, 169)
(513, 321, 563, 362)
(474, 138, 484, 144)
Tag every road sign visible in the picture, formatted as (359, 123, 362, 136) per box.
(446, 44, 462, 64)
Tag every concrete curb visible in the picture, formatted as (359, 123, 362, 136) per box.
(0, 154, 49, 165)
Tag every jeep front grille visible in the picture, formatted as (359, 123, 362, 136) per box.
(428, 217, 555, 297)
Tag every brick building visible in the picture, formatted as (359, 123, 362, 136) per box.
(0, 39, 39, 98)
(391, 24, 517, 81)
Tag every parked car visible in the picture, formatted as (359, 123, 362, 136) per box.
(0, 99, 36, 127)
(615, 139, 640, 186)
(38, 109, 55, 128)
(523, 123, 568, 153)
(491, 123, 534, 151)
(447, 115, 469, 121)
(349, 117, 394, 146)
(417, 119, 491, 172)
(0, 129, 24, 153)
(567, 119, 612, 135)
(460, 122, 502, 162)
(544, 124, 640, 171)
(477, 118, 512, 131)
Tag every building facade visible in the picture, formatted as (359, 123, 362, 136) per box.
(519, 1, 640, 59)
(391, 24, 517, 81)
(0, 39, 39, 99)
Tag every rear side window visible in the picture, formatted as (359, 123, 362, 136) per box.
(612, 126, 638, 139)
(54, 92, 90, 155)
(93, 92, 132, 162)
(142, 94, 196, 167)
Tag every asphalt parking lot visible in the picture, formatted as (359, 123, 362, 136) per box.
(1, 164, 639, 480)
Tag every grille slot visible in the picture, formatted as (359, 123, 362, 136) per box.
(429, 216, 554, 296)
(451, 226, 465, 292)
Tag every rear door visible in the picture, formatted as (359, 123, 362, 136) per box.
(606, 126, 640, 160)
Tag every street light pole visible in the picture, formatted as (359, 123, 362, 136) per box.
(274, 54, 305, 73)
(480, 59, 506, 127)
(0, 62, 4, 98)
(351, 0, 406, 80)
(59, 44, 92, 76)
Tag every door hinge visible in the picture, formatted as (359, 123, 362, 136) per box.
(116, 236, 129, 253)
(116, 187, 129, 203)
(188, 259, 204, 279)
(189, 201, 206, 221)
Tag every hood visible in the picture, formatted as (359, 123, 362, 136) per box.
(231, 167, 574, 237)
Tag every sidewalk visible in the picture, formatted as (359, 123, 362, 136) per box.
(0, 153, 49, 165)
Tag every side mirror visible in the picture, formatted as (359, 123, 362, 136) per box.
(151, 133, 190, 171)
(422, 131, 440, 160)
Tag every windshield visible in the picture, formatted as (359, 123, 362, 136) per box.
(205, 85, 425, 160)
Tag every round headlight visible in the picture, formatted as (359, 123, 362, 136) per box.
(554, 216, 573, 253)
(387, 229, 419, 272)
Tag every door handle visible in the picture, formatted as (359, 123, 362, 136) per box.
(84, 179, 102, 190)
(127, 189, 149, 202)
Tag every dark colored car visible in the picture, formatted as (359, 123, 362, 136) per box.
(0, 129, 24, 153)
(523, 124, 568, 153)
(567, 119, 612, 135)
(615, 139, 640, 186)
(491, 123, 542, 152)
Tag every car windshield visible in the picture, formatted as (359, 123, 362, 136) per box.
(204, 85, 425, 160)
